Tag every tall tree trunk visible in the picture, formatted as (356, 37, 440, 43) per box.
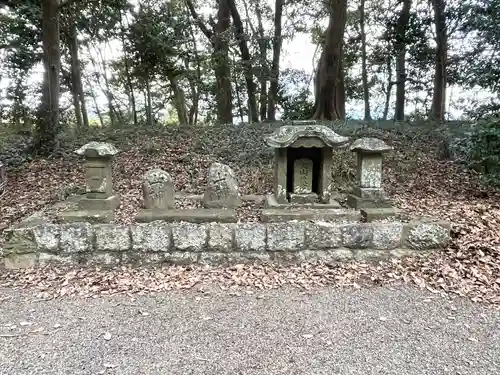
(233, 61, 245, 124)
(213, 0, 233, 123)
(267, 0, 284, 121)
(35, 0, 61, 153)
(119, 12, 137, 126)
(359, 0, 371, 120)
(167, 73, 189, 125)
(185, 0, 233, 124)
(312, 0, 347, 120)
(429, 0, 447, 122)
(394, 0, 411, 121)
(186, 17, 200, 125)
(228, 0, 258, 123)
(382, 54, 393, 120)
(255, 4, 268, 121)
(68, 71, 83, 129)
(68, 23, 88, 129)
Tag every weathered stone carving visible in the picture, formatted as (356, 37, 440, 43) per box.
(142, 169, 175, 210)
(293, 158, 313, 194)
(203, 162, 241, 208)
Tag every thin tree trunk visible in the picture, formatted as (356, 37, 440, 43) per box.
(68, 72, 83, 129)
(429, 0, 447, 122)
(120, 12, 137, 126)
(267, 0, 284, 121)
(145, 75, 153, 126)
(312, 0, 347, 120)
(186, 16, 200, 125)
(35, 0, 61, 153)
(234, 63, 245, 124)
(68, 23, 88, 128)
(394, 0, 411, 121)
(359, 0, 371, 120)
(255, 4, 268, 121)
(383, 54, 393, 120)
(241, 0, 267, 121)
(228, 0, 258, 123)
(167, 73, 189, 124)
(96, 47, 120, 126)
(185, 0, 233, 124)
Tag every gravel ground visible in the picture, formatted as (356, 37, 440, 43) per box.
(0, 284, 499, 375)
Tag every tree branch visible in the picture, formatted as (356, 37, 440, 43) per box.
(184, 0, 213, 41)
(59, 0, 101, 10)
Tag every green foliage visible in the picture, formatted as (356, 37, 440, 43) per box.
(463, 118, 500, 186)
(277, 68, 315, 120)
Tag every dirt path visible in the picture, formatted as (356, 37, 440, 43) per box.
(1, 284, 499, 375)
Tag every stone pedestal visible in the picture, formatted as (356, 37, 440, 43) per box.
(347, 137, 393, 211)
(61, 142, 120, 223)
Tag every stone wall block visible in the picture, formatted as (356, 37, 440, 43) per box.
(171, 222, 207, 252)
(234, 223, 266, 252)
(226, 252, 271, 264)
(199, 252, 228, 265)
(38, 253, 78, 267)
(94, 224, 131, 252)
(83, 252, 121, 267)
(404, 221, 450, 250)
(341, 223, 373, 249)
(207, 223, 235, 252)
(164, 251, 199, 264)
(267, 222, 306, 251)
(305, 221, 342, 249)
(3, 253, 38, 269)
(2, 227, 36, 255)
(131, 222, 171, 252)
(371, 223, 403, 250)
(33, 224, 60, 253)
(60, 223, 93, 253)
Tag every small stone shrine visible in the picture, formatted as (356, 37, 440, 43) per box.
(264, 122, 349, 206)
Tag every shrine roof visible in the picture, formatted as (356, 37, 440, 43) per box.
(265, 122, 350, 148)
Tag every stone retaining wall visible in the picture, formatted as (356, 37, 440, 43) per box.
(0, 220, 451, 269)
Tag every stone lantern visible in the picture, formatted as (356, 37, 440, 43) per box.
(75, 141, 120, 212)
(347, 137, 392, 209)
(264, 122, 349, 206)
